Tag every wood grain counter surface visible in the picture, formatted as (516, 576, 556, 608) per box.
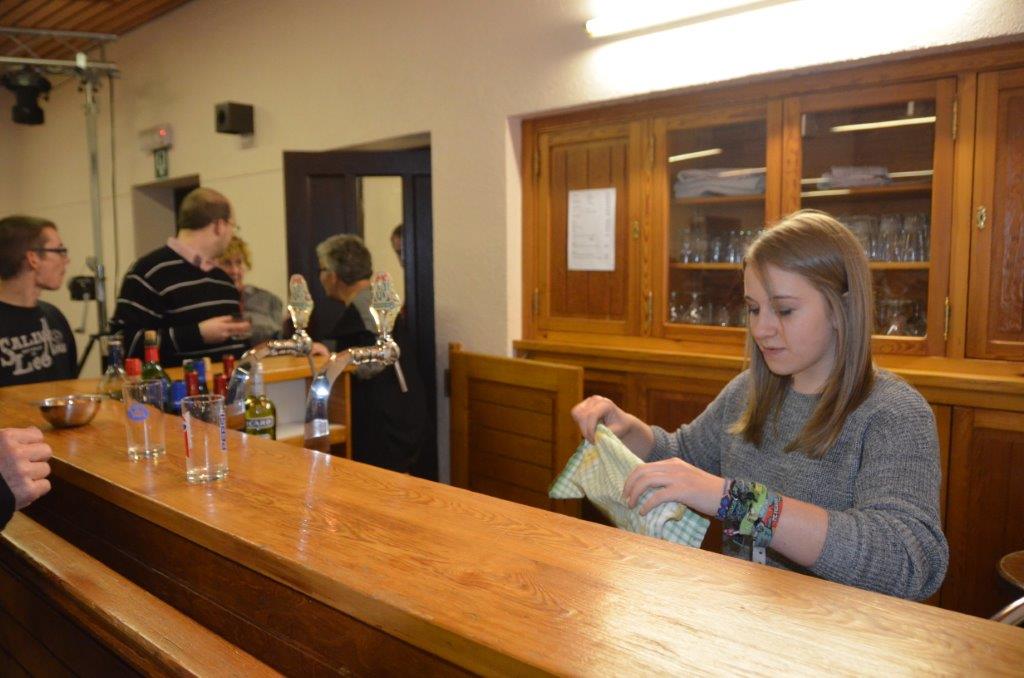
(3, 377, 1023, 675)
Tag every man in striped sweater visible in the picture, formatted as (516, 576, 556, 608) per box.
(112, 188, 252, 366)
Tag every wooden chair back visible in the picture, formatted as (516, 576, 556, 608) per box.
(449, 343, 583, 516)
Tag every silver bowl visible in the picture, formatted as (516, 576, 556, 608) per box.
(38, 394, 103, 428)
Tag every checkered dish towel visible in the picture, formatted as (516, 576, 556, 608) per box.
(549, 424, 709, 548)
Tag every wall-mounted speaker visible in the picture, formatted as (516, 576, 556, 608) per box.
(215, 102, 253, 135)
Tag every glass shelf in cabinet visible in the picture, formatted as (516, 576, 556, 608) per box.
(800, 181, 932, 200)
(674, 193, 765, 206)
(868, 262, 930, 271)
(669, 262, 743, 271)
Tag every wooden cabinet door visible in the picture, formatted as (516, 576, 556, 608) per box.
(637, 374, 729, 555)
(782, 79, 956, 357)
(651, 101, 782, 345)
(966, 67, 1024, 360)
(943, 407, 1024, 617)
(533, 122, 645, 335)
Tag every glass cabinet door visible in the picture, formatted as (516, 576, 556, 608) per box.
(653, 103, 780, 342)
(783, 80, 955, 355)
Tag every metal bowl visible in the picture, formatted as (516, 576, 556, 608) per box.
(38, 394, 103, 428)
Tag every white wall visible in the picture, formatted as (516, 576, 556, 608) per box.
(2, 0, 1022, 481)
(361, 176, 405, 303)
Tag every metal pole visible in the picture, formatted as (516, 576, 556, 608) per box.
(83, 73, 108, 334)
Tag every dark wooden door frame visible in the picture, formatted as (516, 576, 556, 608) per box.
(283, 148, 437, 480)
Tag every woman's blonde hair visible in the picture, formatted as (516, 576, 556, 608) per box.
(729, 209, 875, 458)
(219, 235, 251, 269)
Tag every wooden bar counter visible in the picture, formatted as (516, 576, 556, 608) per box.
(0, 374, 1022, 675)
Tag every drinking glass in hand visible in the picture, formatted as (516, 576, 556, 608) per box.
(122, 379, 166, 460)
(181, 394, 229, 483)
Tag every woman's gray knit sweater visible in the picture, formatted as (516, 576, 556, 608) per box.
(648, 369, 948, 600)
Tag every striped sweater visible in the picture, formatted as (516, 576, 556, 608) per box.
(112, 246, 247, 366)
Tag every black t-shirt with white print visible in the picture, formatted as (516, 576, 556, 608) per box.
(0, 300, 78, 386)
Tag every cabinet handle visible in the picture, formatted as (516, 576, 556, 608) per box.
(976, 205, 987, 230)
(644, 290, 653, 331)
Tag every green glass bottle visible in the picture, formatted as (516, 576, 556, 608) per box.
(244, 362, 277, 439)
(141, 330, 173, 412)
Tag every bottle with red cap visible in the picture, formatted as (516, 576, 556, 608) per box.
(222, 354, 236, 380)
(213, 373, 227, 396)
(124, 358, 142, 381)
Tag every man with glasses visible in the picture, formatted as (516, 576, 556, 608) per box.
(0, 215, 76, 386)
(112, 187, 251, 366)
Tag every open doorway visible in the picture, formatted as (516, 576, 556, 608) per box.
(130, 174, 200, 258)
(283, 143, 436, 480)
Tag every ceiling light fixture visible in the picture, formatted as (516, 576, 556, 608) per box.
(668, 148, 723, 163)
(1, 66, 51, 125)
(830, 116, 936, 133)
(585, 0, 794, 39)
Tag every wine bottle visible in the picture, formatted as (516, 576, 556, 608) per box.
(142, 330, 173, 412)
(243, 362, 277, 439)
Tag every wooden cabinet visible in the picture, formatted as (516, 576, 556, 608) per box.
(966, 67, 1024, 360)
(524, 46, 1024, 366)
(943, 407, 1024, 617)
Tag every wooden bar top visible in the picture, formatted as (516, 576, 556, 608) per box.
(3, 377, 1023, 674)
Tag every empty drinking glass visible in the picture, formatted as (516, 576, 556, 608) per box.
(682, 291, 706, 325)
(877, 215, 902, 262)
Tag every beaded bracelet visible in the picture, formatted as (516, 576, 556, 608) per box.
(717, 478, 784, 550)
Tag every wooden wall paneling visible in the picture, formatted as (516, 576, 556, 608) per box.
(946, 73, 978, 359)
(943, 407, 1024, 617)
(967, 67, 1024, 360)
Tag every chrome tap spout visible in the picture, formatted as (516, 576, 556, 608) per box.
(225, 272, 405, 453)
(302, 335, 400, 452)
(225, 274, 315, 410)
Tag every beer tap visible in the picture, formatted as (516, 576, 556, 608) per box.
(224, 273, 404, 454)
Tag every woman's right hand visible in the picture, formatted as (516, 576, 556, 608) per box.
(570, 396, 655, 458)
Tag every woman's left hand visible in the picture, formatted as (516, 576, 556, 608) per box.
(623, 457, 723, 516)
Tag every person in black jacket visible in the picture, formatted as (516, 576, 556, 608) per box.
(315, 234, 428, 473)
(0, 215, 77, 386)
(111, 188, 251, 366)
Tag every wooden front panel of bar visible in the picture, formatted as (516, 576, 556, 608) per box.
(3, 378, 1024, 675)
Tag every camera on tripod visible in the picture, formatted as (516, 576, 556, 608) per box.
(68, 275, 97, 301)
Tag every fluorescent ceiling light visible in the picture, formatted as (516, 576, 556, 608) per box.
(830, 116, 936, 133)
(585, 0, 786, 38)
(668, 148, 722, 163)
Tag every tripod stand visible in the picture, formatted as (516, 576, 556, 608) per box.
(69, 255, 113, 378)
